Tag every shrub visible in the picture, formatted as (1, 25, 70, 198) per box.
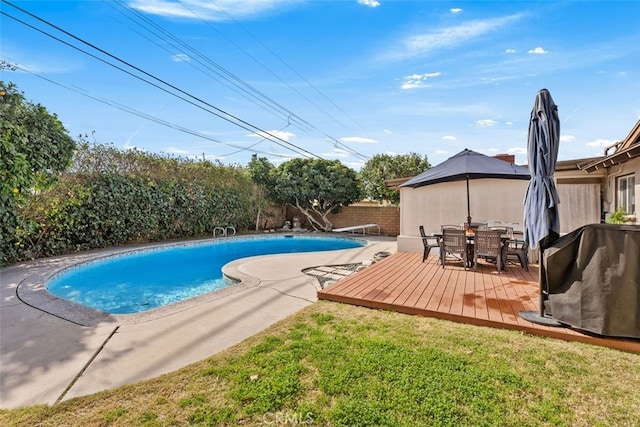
(606, 208, 628, 224)
(2, 144, 257, 264)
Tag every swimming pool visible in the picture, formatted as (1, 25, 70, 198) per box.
(46, 235, 364, 314)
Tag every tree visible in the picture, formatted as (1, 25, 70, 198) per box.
(247, 154, 275, 230)
(0, 78, 76, 258)
(360, 153, 431, 205)
(271, 158, 361, 232)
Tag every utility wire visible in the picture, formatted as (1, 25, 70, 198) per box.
(219, 119, 293, 157)
(206, 0, 367, 131)
(175, 0, 343, 129)
(107, 0, 313, 134)
(173, 0, 369, 160)
(1, 0, 321, 159)
(14, 65, 295, 159)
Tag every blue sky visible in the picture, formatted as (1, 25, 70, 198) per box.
(2, 0, 639, 169)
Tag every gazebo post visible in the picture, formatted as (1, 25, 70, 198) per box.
(466, 175, 472, 228)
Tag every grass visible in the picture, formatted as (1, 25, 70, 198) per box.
(1, 301, 639, 426)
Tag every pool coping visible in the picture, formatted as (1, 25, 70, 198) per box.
(1, 234, 398, 409)
(15, 234, 370, 327)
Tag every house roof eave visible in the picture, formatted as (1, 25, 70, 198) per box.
(579, 144, 640, 173)
(578, 120, 640, 173)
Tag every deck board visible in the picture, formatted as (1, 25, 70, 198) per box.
(318, 251, 640, 354)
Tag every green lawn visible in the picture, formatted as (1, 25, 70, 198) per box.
(2, 301, 639, 426)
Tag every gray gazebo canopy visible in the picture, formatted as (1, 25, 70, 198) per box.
(400, 149, 530, 226)
(401, 149, 530, 188)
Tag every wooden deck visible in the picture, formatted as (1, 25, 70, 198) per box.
(318, 252, 640, 354)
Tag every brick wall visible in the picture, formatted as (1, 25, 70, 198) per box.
(494, 154, 515, 164)
(286, 205, 400, 236)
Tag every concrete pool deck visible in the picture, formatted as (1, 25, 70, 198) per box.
(0, 235, 397, 409)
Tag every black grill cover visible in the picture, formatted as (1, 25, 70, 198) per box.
(542, 224, 640, 338)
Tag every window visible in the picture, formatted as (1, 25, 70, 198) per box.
(617, 174, 635, 214)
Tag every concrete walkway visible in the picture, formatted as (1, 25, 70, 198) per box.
(0, 235, 396, 409)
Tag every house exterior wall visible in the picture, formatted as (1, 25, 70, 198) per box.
(554, 164, 606, 232)
(602, 158, 639, 223)
(397, 179, 529, 253)
(557, 183, 601, 232)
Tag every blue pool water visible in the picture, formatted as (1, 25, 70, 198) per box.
(47, 236, 364, 314)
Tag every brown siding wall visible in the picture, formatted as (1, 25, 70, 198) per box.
(286, 205, 400, 236)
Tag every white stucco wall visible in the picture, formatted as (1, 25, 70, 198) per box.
(398, 179, 530, 253)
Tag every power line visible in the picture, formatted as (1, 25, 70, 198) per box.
(106, 0, 314, 134)
(175, 0, 344, 129)
(2, 0, 322, 159)
(206, 0, 367, 130)
(13, 65, 297, 159)
(170, 0, 370, 161)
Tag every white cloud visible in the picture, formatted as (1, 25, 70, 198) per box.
(172, 53, 191, 62)
(340, 136, 378, 144)
(128, 0, 292, 21)
(5, 56, 79, 74)
(383, 13, 523, 61)
(401, 72, 441, 89)
(560, 134, 576, 142)
(166, 146, 190, 154)
(586, 138, 613, 148)
(202, 153, 225, 161)
(345, 160, 366, 171)
(528, 47, 548, 54)
(358, 0, 380, 7)
(508, 147, 527, 155)
(125, 124, 147, 147)
(442, 135, 456, 141)
(504, 121, 513, 126)
(450, 8, 462, 13)
(475, 119, 497, 127)
(505, 48, 516, 54)
(434, 149, 449, 157)
(322, 148, 351, 158)
(249, 130, 296, 141)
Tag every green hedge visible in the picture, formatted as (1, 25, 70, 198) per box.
(2, 144, 257, 265)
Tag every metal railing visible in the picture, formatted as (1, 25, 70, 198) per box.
(213, 226, 237, 237)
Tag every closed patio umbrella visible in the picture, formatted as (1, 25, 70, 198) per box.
(520, 88, 562, 325)
(400, 148, 530, 227)
(523, 88, 561, 250)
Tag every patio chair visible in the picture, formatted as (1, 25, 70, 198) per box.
(440, 228, 468, 270)
(486, 220, 504, 228)
(505, 238, 529, 271)
(441, 224, 462, 233)
(488, 225, 515, 238)
(506, 222, 523, 233)
(473, 230, 504, 273)
(419, 226, 440, 262)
